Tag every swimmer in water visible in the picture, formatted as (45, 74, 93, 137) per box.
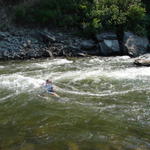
(41, 79, 60, 97)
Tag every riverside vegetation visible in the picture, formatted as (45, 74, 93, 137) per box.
(2, 0, 149, 37)
(0, 0, 149, 61)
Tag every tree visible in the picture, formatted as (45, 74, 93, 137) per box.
(84, 0, 146, 37)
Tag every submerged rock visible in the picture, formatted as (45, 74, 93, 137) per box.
(134, 54, 150, 66)
(123, 32, 149, 57)
(134, 59, 150, 66)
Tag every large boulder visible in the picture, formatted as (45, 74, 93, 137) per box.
(124, 32, 149, 57)
(80, 40, 96, 50)
(96, 32, 117, 41)
(98, 39, 120, 56)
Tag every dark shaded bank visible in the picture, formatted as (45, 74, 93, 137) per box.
(0, 26, 150, 60)
(0, 0, 149, 60)
(0, 27, 86, 60)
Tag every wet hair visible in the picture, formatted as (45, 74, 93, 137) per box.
(46, 79, 52, 83)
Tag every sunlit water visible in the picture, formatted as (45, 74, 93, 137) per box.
(0, 56, 150, 150)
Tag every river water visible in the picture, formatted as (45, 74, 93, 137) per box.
(0, 56, 150, 150)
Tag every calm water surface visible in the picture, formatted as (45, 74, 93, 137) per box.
(0, 56, 150, 150)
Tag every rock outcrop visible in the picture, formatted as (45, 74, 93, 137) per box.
(96, 32, 121, 56)
(98, 39, 120, 56)
(0, 28, 149, 60)
(124, 32, 149, 57)
(0, 28, 86, 59)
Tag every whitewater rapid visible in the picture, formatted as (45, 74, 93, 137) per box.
(0, 57, 150, 150)
(0, 57, 150, 97)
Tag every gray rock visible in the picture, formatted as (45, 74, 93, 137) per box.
(39, 32, 56, 44)
(27, 40, 31, 45)
(138, 53, 150, 59)
(134, 54, 150, 66)
(80, 40, 96, 50)
(3, 50, 10, 57)
(26, 50, 37, 58)
(0, 32, 6, 40)
(99, 40, 120, 56)
(134, 58, 150, 66)
(76, 52, 87, 57)
(23, 43, 28, 48)
(71, 48, 87, 57)
(124, 32, 149, 57)
(96, 32, 117, 41)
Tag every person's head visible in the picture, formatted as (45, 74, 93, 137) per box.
(46, 79, 52, 84)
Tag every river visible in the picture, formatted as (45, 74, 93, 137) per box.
(0, 56, 150, 150)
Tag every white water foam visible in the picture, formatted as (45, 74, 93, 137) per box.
(0, 93, 16, 102)
(58, 87, 150, 97)
(107, 67, 150, 79)
(0, 65, 5, 69)
(52, 65, 150, 82)
(0, 66, 150, 95)
(0, 57, 150, 95)
(0, 73, 44, 92)
(19, 59, 73, 69)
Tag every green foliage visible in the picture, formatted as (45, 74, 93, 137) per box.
(14, 0, 88, 26)
(14, 0, 148, 36)
(89, 0, 146, 35)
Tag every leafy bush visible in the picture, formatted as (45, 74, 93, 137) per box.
(87, 0, 146, 36)
(14, 0, 87, 26)
(14, 0, 148, 36)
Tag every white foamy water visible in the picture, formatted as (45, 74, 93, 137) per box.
(107, 67, 150, 79)
(18, 59, 73, 69)
(58, 86, 150, 97)
(52, 65, 150, 82)
(0, 74, 44, 92)
(0, 65, 5, 69)
(0, 57, 150, 95)
(0, 93, 16, 102)
(0, 59, 73, 93)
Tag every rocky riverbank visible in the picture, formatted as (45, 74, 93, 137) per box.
(0, 28, 86, 60)
(0, 27, 149, 60)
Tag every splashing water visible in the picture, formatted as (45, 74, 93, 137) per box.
(0, 57, 150, 150)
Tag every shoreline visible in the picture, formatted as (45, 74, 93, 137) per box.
(0, 27, 149, 61)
